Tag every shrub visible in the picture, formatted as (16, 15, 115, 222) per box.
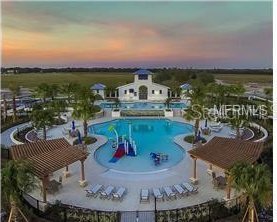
(184, 135, 207, 144)
(73, 136, 97, 145)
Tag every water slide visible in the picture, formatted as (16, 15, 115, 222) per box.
(109, 141, 136, 163)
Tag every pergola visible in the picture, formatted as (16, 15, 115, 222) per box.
(11, 138, 89, 203)
(188, 136, 264, 200)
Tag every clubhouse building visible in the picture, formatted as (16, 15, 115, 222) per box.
(91, 69, 190, 101)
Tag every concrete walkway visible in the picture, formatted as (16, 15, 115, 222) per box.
(1, 122, 30, 147)
(1, 117, 239, 212)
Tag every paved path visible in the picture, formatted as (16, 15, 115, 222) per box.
(1, 122, 30, 147)
(2, 117, 240, 212)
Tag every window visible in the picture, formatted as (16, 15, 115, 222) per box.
(160, 90, 162, 94)
(96, 90, 99, 93)
(152, 90, 155, 94)
(129, 89, 134, 93)
(124, 90, 127, 94)
(138, 75, 148, 80)
(134, 92, 137, 96)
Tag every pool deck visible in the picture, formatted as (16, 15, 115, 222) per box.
(21, 117, 239, 211)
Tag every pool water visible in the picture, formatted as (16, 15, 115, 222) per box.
(100, 102, 187, 110)
(90, 119, 193, 172)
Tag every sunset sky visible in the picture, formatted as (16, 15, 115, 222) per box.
(2, 2, 272, 68)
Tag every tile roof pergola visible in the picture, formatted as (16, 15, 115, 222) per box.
(11, 138, 89, 202)
(187, 136, 264, 200)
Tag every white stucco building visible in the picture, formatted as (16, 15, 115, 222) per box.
(117, 69, 169, 101)
(90, 83, 106, 99)
(90, 69, 190, 101)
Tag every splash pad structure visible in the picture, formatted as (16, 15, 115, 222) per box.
(108, 123, 138, 163)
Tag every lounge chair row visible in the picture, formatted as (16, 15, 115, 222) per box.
(85, 184, 127, 201)
(140, 182, 198, 203)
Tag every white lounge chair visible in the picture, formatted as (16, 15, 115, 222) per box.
(112, 187, 126, 201)
(210, 122, 221, 127)
(140, 189, 150, 203)
(153, 188, 163, 201)
(163, 186, 176, 200)
(182, 182, 198, 194)
(173, 184, 188, 197)
(100, 185, 114, 199)
(210, 125, 223, 132)
(85, 184, 103, 197)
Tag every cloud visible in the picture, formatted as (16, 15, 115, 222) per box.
(2, 2, 272, 68)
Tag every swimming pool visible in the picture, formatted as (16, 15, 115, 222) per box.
(99, 101, 187, 110)
(90, 119, 193, 172)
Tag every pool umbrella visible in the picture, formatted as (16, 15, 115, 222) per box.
(72, 120, 75, 130)
(205, 119, 208, 128)
(197, 131, 201, 142)
(77, 130, 82, 144)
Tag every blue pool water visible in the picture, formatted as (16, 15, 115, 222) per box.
(90, 119, 193, 172)
(100, 102, 187, 110)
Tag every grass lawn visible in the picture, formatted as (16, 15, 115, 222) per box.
(1, 72, 133, 88)
(214, 74, 272, 85)
(1, 72, 272, 89)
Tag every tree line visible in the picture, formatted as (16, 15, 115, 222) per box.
(1, 67, 273, 75)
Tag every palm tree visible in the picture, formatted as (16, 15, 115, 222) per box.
(215, 84, 228, 105)
(206, 82, 218, 104)
(72, 87, 96, 137)
(183, 82, 207, 140)
(61, 82, 80, 104)
(230, 162, 272, 222)
(114, 98, 121, 109)
(104, 86, 112, 98)
(3, 94, 8, 122)
(1, 159, 37, 221)
(30, 105, 55, 139)
(170, 82, 182, 98)
(264, 88, 273, 101)
(8, 83, 20, 122)
(229, 113, 249, 139)
(49, 100, 67, 122)
(33, 83, 51, 103)
(164, 97, 172, 109)
(105, 86, 116, 98)
(232, 84, 245, 102)
(49, 84, 60, 100)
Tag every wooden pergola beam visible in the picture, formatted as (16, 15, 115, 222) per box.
(10, 138, 89, 203)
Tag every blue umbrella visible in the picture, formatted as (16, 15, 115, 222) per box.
(205, 119, 208, 128)
(72, 120, 75, 130)
(77, 130, 82, 144)
(197, 131, 201, 142)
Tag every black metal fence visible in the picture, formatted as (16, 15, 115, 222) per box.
(22, 192, 244, 222)
(1, 147, 10, 160)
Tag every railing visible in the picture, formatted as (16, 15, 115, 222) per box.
(1, 147, 11, 160)
(22, 192, 244, 222)
(10, 122, 33, 144)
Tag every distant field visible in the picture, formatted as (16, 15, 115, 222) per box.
(1, 72, 272, 89)
(1, 72, 133, 88)
(213, 74, 272, 85)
